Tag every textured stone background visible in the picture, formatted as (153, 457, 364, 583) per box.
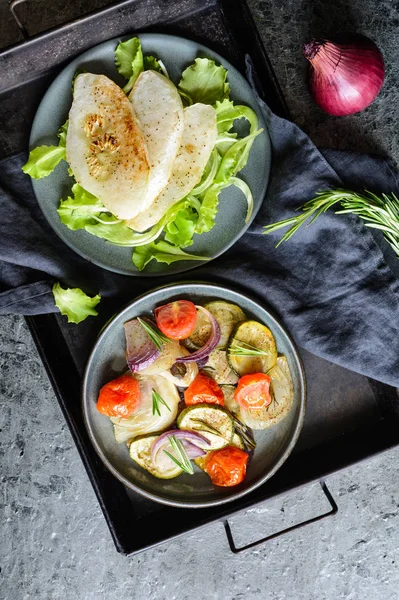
(1, 0, 399, 598)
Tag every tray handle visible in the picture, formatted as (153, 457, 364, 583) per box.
(9, 0, 29, 38)
(224, 480, 337, 554)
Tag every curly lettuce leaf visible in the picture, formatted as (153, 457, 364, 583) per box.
(215, 100, 259, 155)
(58, 185, 202, 247)
(57, 119, 69, 147)
(22, 146, 66, 180)
(58, 184, 104, 230)
(52, 283, 100, 324)
(178, 58, 230, 105)
(22, 119, 68, 180)
(195, 184, 223, 234)
(165, 206, 199, 248)
(132, 240, 209, 271)
(195, 129, 262, 234)
(143, 55, 163, 73)
(215, 99, 258, 134)
(115, 37, 144, 93)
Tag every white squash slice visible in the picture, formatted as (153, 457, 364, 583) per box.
(128, 103, 217, 232)
(66, 73, 150, 219)
(129, 70, 184, 213)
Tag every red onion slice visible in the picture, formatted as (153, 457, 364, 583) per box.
(124, 318, 160, 373)
(151, 429, 210, 464)
(175, 306, 221, 364)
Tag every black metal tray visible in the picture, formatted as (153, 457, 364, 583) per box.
(2, 0, 399, 556)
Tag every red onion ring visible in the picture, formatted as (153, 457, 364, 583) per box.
(124, 318, 160, 373)
(175, 305, 221, 364)
(151, 430, 211, 464)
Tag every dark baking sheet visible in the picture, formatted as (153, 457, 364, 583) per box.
(2, 0, 399, 555)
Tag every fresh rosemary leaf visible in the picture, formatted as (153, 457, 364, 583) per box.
(152, 389, 171, 416)
(164, 435, 194, 474)
(232, 415, 256, 450)
(229, 341, 267, 356)
(137, 317, 169, 350)
(190, 418, 222, 436)
(152, 389, 170, 417)
(263, 188, 399, 257)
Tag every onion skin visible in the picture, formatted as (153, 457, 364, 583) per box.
(303, 34, 385, 116)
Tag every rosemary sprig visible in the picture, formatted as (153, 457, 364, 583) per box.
(232, 415, 257, 451)
(137, 317, 169, 351)
(190, 418, 222, 437)
(152, 389, 171, 416)
(229, 341, 267, 357)
(164, 435, 194, 475)
(263, 188, 399, 257)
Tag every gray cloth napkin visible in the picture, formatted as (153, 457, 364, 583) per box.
(1, 100, 399, 388)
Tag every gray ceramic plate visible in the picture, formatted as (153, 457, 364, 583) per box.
(29, 33, 271, 276)
(83, 283, 306, 508)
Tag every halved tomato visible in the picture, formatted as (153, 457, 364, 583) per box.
(154, 300, 197, 340)
(234, 373, 272, 410)
(204, 446, 248, 487)
(184, 372, 224, 406)
(96, 373, 140, 418)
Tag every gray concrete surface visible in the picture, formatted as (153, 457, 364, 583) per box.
(1, 0, 399, 598)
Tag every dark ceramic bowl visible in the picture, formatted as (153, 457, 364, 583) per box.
(83, 283, 306, 508)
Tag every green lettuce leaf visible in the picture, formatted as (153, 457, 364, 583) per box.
(178, 58, 230, 105)
(22, 119, 69, 180)
(195, 184, 224, 234)
(215, 99, 258, 134)
(22, 146, 66, 180)
(195, 129, 262, 234)
(58, 184, 104, 230)
(215, 100, 259, 155)
(52, 282, 100, 324)
(115, 37, 144, 93)
(132, 240, 209, 271)
(143, 55, 163, 73)
(164, 206, 199, 248)
(57, 120, 69, 147)
(214, 129, 262, 185)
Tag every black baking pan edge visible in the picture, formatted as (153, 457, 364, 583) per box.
(26, 313, 399, 555)
(6, 0, 396, 554)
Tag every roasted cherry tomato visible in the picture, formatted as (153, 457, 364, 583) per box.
(234, 373, 272, 410)
(96, 373, 140, 418)
(184, 372, 224, 406)
(154, 300, 197, 340)
(204, 446, 248, 487)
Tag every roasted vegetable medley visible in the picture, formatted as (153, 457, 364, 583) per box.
(96, 299, 294, 486)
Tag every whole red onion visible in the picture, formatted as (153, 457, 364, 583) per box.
(303, 34, 385, 116)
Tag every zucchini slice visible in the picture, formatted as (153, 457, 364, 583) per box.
(129, 434, 183, 479)
(177, 404, 234, 449)
(205, 301, 246, 349)
(203, 350, 238, 385)
(238, 355, 294, 430)
(227, 320, 277, 376)
(185, 301, 246, 350)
